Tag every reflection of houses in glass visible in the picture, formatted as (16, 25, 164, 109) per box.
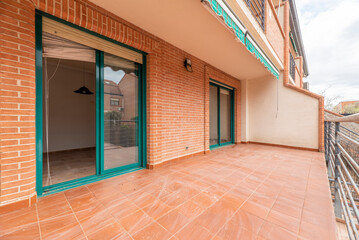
(104, 79, 123, 113)
(118, 73, 137, 121)
(104, 73, 137, 120)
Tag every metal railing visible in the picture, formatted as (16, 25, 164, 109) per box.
(325, 113, 359, 239)
(245, 0, 265, 31)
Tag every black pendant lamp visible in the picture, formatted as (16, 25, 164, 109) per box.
(74, 86, 93, 95)
(74, 62, 94, 95)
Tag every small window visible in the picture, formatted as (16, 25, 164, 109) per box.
(110, 98, 120, 106)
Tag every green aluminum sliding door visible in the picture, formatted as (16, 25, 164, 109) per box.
(35, 12, 147, 196)
(209, 81, 234, 149)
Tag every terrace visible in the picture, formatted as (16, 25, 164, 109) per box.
(0, 144, 337, 240)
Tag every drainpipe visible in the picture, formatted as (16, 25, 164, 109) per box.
(283, 1, 290, 85)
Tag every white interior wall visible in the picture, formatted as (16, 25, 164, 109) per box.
(43, 59, 96, 152)
(246, 74, 319, 149)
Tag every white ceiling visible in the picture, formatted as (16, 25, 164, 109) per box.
(90, 0, 273, 81)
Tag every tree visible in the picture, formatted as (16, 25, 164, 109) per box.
(317, 86, 342, 111)
(342, 103, 359, 114)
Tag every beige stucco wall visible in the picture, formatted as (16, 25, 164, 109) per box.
(244, 74, 319, 149)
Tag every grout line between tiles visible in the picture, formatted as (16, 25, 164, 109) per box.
(35, 204, 42, 240)
(86, 185, 135, 240)
(209, 158, 283, 239)
(64, 191, 89, 240)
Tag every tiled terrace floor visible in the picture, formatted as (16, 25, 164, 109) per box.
(0, 144, 337, 240)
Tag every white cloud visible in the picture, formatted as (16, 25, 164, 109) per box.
(296, 0, 359, 105)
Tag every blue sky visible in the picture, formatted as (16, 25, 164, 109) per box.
(296, 0, 359, 106)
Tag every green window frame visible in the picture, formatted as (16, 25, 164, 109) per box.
(35, 11, 147, 196)
(209, 80, 235, 149)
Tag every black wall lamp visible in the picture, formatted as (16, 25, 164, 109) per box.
(184, 58, 193, 72)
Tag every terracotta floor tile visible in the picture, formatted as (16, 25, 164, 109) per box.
(175, 221, 213, 240)
(240, 200, 270, 219)
(39, 213, 85, 240)
(0, 205, 38, 236)
(160, 191, 191, 208)
(64, 186, 91, 199)
(0, 223, 40, 240)
(216, 223, 257, 240)
(117, 210, 155, 235)
(36, 192, 68, 209)
(132, 221, 172, 240)
(0, 145, 337, 239)
(108, 199, 140, 220)
(258, 221, 297, 240)
(266, 209, 300, 234)
(157, 209, 190, 235)
(74, 201, 107, 221)
(37, 198, 72, 221)
(194, 199, 237, 234)
(129, 192, 157, 208)
(97, 191, 127, 209)
(87, 222, 131, 240)
(77, 207, 117, 236)
(176, 200, 205, 219)
(142, 200, 172, 220)
(232, 209, 264, 234)
(67, 192, 100, 212)
(271, 200, 303, 219)
(299, 220, 337, 240)
(192, 192, 219, 208)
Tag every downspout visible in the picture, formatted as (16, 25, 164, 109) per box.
(283, 1, 290, 85)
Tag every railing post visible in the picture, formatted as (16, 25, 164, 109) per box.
(325, 121, 328, 164)
(334, 122, 342, 218)
(328, 122, 333, 178)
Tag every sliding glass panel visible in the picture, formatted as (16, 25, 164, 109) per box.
(210, 85, 219, 146)
(42, 32, 96, 186)
(103, 53, 139, 170)
(220, 88, 231, 143)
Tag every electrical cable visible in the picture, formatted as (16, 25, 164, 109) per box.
(43, 38, 63, 186)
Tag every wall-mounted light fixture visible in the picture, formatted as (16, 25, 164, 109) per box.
(184, 58, 193, 72)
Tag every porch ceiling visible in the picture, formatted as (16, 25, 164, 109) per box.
(89, 0, 273, 81)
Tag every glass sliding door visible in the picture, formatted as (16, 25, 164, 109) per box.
(209, 82, 234, 148)
(102, 53, 139, 171)
(210, 85, 219, 146)
(36, 15, 146, 195)
(220, 88, 231, 143)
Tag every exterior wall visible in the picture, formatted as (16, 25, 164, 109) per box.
(0, 0, 242, 209)
(282, 1, 324, 151)
(266, 0, 285, 64)
(0, 0, 37, 212)
(247, 74, 319, 149)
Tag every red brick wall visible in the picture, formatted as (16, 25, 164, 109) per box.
(0, 0, 37, 210)
(0, 0, 242, 209)
(266, 0, 285, 64)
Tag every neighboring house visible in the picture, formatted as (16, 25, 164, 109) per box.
(333, 100, 359, 115)
(104, 80, 124, 113)
(0, 0, 324, 212)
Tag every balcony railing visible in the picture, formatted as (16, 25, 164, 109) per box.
(325, 113, 359, 239)
(290, 52, 296, 82)
(245, 0, 265, 31)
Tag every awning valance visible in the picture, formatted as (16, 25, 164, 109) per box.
(202, 0, 280, 79)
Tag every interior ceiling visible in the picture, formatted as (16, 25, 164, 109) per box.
(89, 0, 273, 81)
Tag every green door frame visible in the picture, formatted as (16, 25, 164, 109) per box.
(35, 11, 147, 196)
(209, 81, 235, 149)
